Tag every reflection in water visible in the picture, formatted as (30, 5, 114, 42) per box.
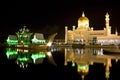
(64, 47, 120, 80)
(5, 47, 120, 80)
(5, 48, 56, 69)
(6, 48, 18, 59)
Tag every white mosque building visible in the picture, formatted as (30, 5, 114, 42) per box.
(65, 12, 120, 45)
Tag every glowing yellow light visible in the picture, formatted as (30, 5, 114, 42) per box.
(47, 42, 52, 47)
(47, 52, 52, 57)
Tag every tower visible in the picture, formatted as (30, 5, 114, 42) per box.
(65, 26, 68, 44)
(105, 13, 111, 35)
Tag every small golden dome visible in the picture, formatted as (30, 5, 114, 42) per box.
(78, 12, 89, 22)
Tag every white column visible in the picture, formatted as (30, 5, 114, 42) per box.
(65, 26, 68, 44)
(72, 25, 75, 31)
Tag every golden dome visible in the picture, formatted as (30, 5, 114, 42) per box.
(78, 12, 89, 22)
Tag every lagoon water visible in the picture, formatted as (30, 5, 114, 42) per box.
(0, 46, 120, 80)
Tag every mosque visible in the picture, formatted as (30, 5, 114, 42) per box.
(65, 12, 120, 45)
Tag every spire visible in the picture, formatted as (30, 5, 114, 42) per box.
(105, 12, 110, 20)
(105, 12, 109, 17)
(81, 75, 85, 80)
(82, 11, 85, 17)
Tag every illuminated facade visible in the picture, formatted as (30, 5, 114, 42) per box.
(6, 26, 47, 45)
(16, 25, 33, 45)
(65, 12, 120, 45)
(32, 33, 46, 44)
(7, 26, 33, 45)
(6, 35, 18, 45)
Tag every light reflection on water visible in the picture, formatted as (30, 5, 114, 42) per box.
(2, 47, 120, 80)
(65, 47, 120, 80)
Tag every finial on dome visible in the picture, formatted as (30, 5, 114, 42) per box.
(106, 12, 109, 17)
(82, 11, 85, 17)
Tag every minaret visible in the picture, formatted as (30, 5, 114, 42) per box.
(105, 12, 111, 35)
(65, 26, 68, 44)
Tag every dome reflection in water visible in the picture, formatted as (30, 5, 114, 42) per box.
(5, 47, 120, 80)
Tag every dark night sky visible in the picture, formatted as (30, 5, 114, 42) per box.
(0, 0, 120, 38)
